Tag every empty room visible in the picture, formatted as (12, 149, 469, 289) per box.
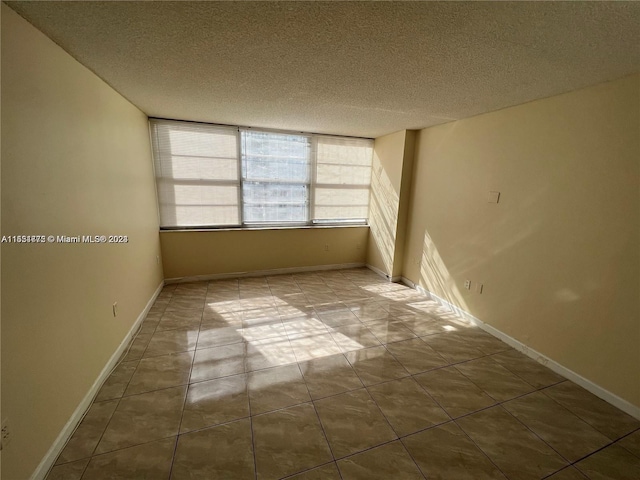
(1, 2, 639, 480)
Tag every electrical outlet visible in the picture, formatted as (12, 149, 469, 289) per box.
(464, 279, 471, 290)
(324, 244, 329, 251)
(156, 255, 160, 264)
(113, 302, 118, 317)
(1, 418, 11, 449)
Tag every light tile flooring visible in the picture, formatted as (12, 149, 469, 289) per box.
(47, 268, 640, 480)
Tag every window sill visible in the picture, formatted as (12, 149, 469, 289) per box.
(159, 224, 369, 233)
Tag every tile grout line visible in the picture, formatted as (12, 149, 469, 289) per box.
(177, 414, 252, 438)
(613, 427, 640, 459)
(447, 412, 511, 480)
(411, 341, 517, 477)
(294, 361, 342, 476)
(320, 340, 410, 465)
(291, 272, 364, 479)
(81, 297, 172, 469)
(339, 306, 537, 480)
(168, 285, 208, 480)
(277, 460, 340, 479)
(369, 361, 471, 480)
(59, 284, 173, 476)
(246, 362, 259, 480)
(53, 269, 636, 479)
(353, 376, 431, 479)
(536, 382, 637, 442)
(499, 388, 615, 469)
(49, 289, 174, 477)
(105, 292, 174, 466)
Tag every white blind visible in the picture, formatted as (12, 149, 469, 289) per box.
(313, 136, 373, 222)
(150, 119, 240, 227)
(150, 119, 373, 228)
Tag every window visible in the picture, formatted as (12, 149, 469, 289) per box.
(150, 119, 373, 228)
(313, 136, 373, 223)
(241, 130, 311, 225)
(151, 121, 240, 228)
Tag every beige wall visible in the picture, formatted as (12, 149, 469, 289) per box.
(393, 130, 416, 279)
(160, 227, 368, 280)
(402, 74, 640, 407)
(1, 5, 163, 479)
(367, 130, 410, 277)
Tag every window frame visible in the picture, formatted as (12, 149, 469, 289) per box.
(150, 118, 373, 230)
(240, 128, 313, 227)
(311, 134, 374, 225)
(151, 120, 242, 229)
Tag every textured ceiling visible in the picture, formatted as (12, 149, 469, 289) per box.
(6, 1, 640, 138)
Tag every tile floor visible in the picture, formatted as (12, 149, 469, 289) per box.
(46, 268, 640, 480)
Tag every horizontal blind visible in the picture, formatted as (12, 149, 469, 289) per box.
(313, 136, 373, 223)
(150, 119, 374, 228)
(150, 119, 240, 227)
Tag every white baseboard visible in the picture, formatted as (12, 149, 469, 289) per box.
(31, 280, 165, 480)
(400, 277, 640, 420)
(366, 264, 402, 283)
(366, 264, 390, 280)
(165, 262, 366, 284)
(365, 264, 389, 281)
